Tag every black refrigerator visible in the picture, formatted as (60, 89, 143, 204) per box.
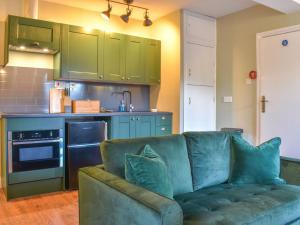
(65, 121, 107, 190)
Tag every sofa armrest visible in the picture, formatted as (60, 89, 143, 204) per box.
(79, 166, 183, 225)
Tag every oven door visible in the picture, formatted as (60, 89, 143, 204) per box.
(9, 139, 63, 173)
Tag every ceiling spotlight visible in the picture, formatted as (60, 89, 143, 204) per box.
(120, 6, 132, 23)
(143, 10, 152, 27)
(123, 0, 134, 3)
(101, 1, 112, 21)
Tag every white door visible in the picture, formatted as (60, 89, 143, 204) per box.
(258, 29, 300, 159)
(184, 85, 215, 132)
(185, 42, 215, 86)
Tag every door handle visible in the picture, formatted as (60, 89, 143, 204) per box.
(188, 97, 191, 105)
(261, 96, 269, 113)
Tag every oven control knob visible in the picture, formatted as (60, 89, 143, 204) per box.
(50, 131, 53, 137)
(19, 133, 23, 139)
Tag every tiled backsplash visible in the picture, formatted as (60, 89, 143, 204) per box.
(0, 66, 150, 113)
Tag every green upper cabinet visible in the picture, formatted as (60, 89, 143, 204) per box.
(145, 39, 161, 84)
(124, 36, 145, 83)
(8, 15, 60, 52)
(104, 33, 126, 82)
(59, 25, 104, 81)
(5, 15, 161, 85)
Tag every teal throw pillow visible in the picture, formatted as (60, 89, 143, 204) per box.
(230, 136, 286, 185)
(125, 145, 173, 199)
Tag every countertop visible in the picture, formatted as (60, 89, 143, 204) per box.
(0, 111, 172, 118)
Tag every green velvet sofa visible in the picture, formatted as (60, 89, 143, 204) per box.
(78, 132, 300, 225)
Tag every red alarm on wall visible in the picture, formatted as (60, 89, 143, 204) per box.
(249, 70, 257, 80)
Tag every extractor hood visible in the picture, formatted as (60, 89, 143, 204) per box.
(8, 0, 57, 55)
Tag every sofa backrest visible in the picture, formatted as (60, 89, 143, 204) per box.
(100, 134, 194, 196)
(184, 131, 235, 191)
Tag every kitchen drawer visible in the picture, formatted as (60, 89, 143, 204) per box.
(156, 114, 172, 126)
(156, 125, 172, 136)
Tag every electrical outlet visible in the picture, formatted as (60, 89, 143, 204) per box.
(223, 96, 233, 103)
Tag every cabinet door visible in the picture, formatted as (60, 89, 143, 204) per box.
(186, 42, 215, 86)
(111, 116, 131, 139)
(61, 25, 104, 80)
(125, 36, 145, 83)
(135, 116, 155, 138)
(145, 39, 161, 84)
(9, 16, 60, 51)
(184, 85, 215, 132)
(156, 125, 172, 136)
(185, 14, 216, 45)
(104, 33, 126, 81)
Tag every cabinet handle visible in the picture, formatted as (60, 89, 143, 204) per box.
(122, 77, 125, 80)
(161, 127, 166, 131)
(99, 75, 103, 79)
(188, 68, 191, 76)
(189, 97, 191, 105)
(131, 117, 135, 121)
(127, 78, 131, 80)
(137, 117, 140, 121)
(161, 116, 165, 120)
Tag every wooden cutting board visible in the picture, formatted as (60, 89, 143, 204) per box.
(49, 88, 64, 113)
(72, 100, 100, 113)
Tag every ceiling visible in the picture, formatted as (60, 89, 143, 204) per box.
(43, 0, 258, 20)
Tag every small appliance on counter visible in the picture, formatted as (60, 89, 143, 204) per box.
(71, 100, 100, 114)
(65, 121, 107, 190)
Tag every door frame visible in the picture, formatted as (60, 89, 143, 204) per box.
(256, 24, 300, 144)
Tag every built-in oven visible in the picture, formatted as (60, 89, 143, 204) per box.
(8, 129, 64, 173)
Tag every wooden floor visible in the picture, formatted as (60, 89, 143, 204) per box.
(0, 190, 79, 225)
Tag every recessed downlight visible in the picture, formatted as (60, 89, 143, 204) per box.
(43, 48, 49, 53)
(19, 46, 26, 50)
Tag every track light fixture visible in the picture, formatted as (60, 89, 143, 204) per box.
(101, 0, 152, 26)
(101, 1, 112, 21)
(143, 10, 152, 27)
(120, 6, 132, 23)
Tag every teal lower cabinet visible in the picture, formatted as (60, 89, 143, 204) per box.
(110, 113, 172, 139)
(7, 178, 64, 200)
(155, 114, 172, 136)
(110, 116, 132, 139)
(135, 116, 155, 138)
(1, 117, 65, 200)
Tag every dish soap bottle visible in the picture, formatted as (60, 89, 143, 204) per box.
(119, 100, 126, 112)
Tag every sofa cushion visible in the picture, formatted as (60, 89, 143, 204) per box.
(101, 135, 193, 195)
(230, 136, 286, 185)
(175, 183, 300, 225)
(125, 144, 173, 199)
(184, 132, 232, 190)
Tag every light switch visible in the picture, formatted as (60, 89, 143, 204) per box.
(246, 78, 252, 85)
(223, 96, 233, 103)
